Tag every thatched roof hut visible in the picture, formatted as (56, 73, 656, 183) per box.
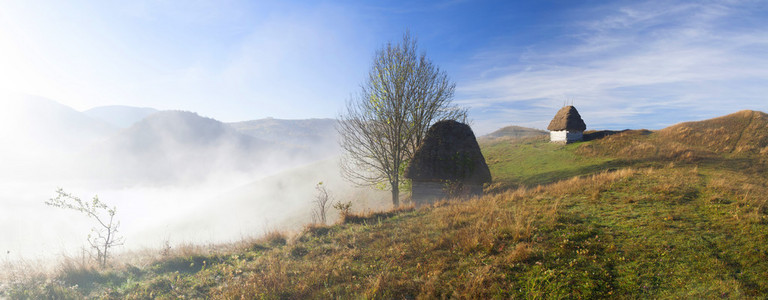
(405, 120, 491, 205)
(547, 106, 586, 143)
(547, 106, 586, 131)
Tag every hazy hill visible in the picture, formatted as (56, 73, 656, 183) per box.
(119, 110, 256, 148)
(87, 111, 282, 185)
(0, 95, 116, 152)
(0, 95, 117, 181)
(229, 118, 337, 143)
(479, 125, 547, 141)
(83, 105, 159, 128)
(229, 118, 339, 158)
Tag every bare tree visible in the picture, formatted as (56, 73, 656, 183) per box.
(45, 188, 124, 267)
(338, 32, 466, 206)
(311, 182, 333, 224)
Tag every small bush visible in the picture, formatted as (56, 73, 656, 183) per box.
(265, 231, 288, 247)
(304, 223, 333, 236)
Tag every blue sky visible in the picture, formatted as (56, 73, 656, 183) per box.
(0, 0, 766, 134)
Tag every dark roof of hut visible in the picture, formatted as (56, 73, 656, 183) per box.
(404, 120, 492, 184)
(547, 105, 587, 131)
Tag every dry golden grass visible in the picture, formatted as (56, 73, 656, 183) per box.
(6, 159, 768, 298)
(705, 169, 768, 224)
(206, 167, 644, 299)
(577, 130, 710, 164)
(658, 110, 768, 154)
(577, 111, 768, 164)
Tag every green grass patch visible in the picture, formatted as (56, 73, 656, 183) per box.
(482, 137, 619, 190)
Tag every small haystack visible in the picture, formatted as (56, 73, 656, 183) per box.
(405, 120, 492, 206)
(547, 106, 586, 143)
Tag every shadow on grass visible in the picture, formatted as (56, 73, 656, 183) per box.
(59, 266, 127, 291)
(699, 156, 768, 176)
(151, 254, 219, 274)
(582, 129, 653, 141)
(489, 160, 632, 191)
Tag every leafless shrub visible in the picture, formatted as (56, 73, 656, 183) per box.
(45, 188, 124, 268)
(311, 182, 333, 224)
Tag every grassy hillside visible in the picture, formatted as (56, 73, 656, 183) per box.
(658, 110, 768, 154)
(4, 112, 768, 298)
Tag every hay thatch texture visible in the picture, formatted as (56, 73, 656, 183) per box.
(547, 106, 587, 131)
(405, 120, 492, 184)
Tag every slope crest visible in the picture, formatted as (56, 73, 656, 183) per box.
(658, 110, 768, 154)
(84, 105, 159, 128)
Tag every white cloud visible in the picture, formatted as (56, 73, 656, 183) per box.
(459, 0, 768, 134)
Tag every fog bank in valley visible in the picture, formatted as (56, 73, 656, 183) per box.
(0, 95, 385, 262)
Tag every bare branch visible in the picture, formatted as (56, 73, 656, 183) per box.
(46, 188, 123, 267)
(311, 182, 333, 224)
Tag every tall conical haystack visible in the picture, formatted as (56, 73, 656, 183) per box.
(547, 106, 586, 143)
(405, 120, 491, 206)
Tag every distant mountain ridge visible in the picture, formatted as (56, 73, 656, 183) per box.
(115, 110, 261, 148)
(229, 118, 339, 159)
(0, 95, 343, 185)
(88, 110, 279, 184)
(479, 125, 548, 141)
(84, 105, 159, 128)
(229, 118, 337, 143)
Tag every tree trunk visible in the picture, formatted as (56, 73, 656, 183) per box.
(391, 184, 400, 207)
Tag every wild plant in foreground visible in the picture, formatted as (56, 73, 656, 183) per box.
(45, 188, 124, 267)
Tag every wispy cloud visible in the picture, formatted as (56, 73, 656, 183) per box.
(459, 0, 768, 134)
